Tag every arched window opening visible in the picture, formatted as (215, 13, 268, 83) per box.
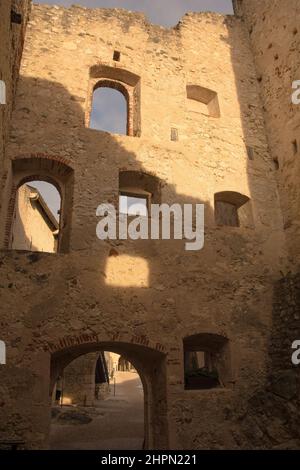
(51, 350, 144, 449)
(5, 156, 74, 253)
(10, 180, 61, 253)
(214, 191, 254, 228)
(183, 334, 231, 390)
(90, 86, 128, 135)
(88, 65, 141, 137)
(186, 84, 220, 118)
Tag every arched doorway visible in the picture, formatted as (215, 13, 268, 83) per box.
(50, 350, 144, 449)
(48, 340, 168, 449)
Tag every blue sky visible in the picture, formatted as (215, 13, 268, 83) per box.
(90, 88, 127, 135)
(31, 1, 234, 215)
(36, 1, 233, 27)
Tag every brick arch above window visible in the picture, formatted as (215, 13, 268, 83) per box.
(94, 79, 130, 99)
(90, 64, 140, 86)
(87, 65, 141, 137)
(12, 154, 74, 184)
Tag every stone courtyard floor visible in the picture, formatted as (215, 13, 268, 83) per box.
(50, 371, 144, 450)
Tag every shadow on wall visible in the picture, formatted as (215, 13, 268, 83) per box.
(4, 74, 218, 256)
(222, 15, 300, 449)
(0, 66, 269, 450)
(4, 74, 257, 253)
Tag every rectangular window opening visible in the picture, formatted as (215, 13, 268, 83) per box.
(171, 128, 178, 142)
(184, 350, 220, 390)
(113, 50, 121, 62)
(215, 201, 239, 227)
(11, 10, 22, 24)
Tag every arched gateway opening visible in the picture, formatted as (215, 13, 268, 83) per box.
(48, 340, 168, 450)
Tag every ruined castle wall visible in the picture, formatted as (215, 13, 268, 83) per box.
(0, 4, 290, 449)
(233, 0, 300, 264)
(0, 0, 31, 181)
(229, 0, 300, 448)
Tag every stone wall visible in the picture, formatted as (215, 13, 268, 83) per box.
(0, 0, 31, 186)
(60, 352, 99, 406)
(229, 0, 300, 448)
(0, 3, 294, 449)
(228, 272, 300, 449)
(233, 0, 300, 263)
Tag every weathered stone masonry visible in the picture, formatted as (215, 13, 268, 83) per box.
(0, 0, 31, 197)
(0, 1, 299, 449)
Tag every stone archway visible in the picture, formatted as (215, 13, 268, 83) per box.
(48, 339, 168, 450)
